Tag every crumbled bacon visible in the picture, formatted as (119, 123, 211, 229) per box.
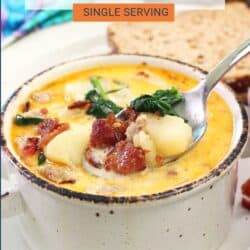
(22, 101, 30, 112)
(39, 164, 76, 184)
(38, 119, 59, 136)
(124, 107, 138, 123)
(155, 155, 165, 166)
(86, 108, 143, 174)
(40, 108, 48, 115)
(21, 137, 39, 156)
(90, 114, 127, 148)
(89, 109, 138, 149)
(38, 119, 69, 148)
(137, 71, 150, 78)
(242, 199, 250, 210)
(68, 100, 90, 110)
(104, 140, 146, 175)
(241, 178, 250, 210)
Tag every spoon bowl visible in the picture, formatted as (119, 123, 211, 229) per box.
(176, 39, 249, 158)
(163, 39, 249, 165)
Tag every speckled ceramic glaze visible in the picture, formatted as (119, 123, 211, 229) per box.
(1, 55, 248, 250)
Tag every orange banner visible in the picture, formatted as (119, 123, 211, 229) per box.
(73, 3, 175, 22)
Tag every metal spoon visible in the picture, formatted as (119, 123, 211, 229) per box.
(84, 40, 249, 175)
(117, 39, 250, 165)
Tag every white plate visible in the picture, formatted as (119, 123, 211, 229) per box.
(2, 22, 250, 250)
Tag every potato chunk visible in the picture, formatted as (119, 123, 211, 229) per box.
(44, 123, 91, 167)
(133, 130, 156, 167)
(141, 114, 192, 157)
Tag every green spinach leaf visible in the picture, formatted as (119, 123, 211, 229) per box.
(130, 87, 183, 116)
(38, 152, 46, 165)
(90, 75, 107, 99)
(14, 115, 44, 126)
(85, 76, 122, 118)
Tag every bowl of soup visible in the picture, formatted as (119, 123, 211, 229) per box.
(1, 54, 248, 250)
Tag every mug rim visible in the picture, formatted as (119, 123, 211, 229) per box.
(1, 53, 249, 204)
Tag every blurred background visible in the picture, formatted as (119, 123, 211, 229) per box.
(1, 0, 72, 48)
(1, 0, 248, 48)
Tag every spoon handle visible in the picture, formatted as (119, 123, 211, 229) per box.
(203, 39, 250, 96)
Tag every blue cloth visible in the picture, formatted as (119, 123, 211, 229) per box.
(1, 0, 72, 40)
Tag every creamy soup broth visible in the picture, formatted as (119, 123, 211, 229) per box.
(11, 64, 233, 196)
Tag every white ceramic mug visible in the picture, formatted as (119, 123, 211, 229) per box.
(1, 54, 249, 250)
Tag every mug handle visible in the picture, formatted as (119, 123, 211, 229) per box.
(1, 174, 24, 218)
